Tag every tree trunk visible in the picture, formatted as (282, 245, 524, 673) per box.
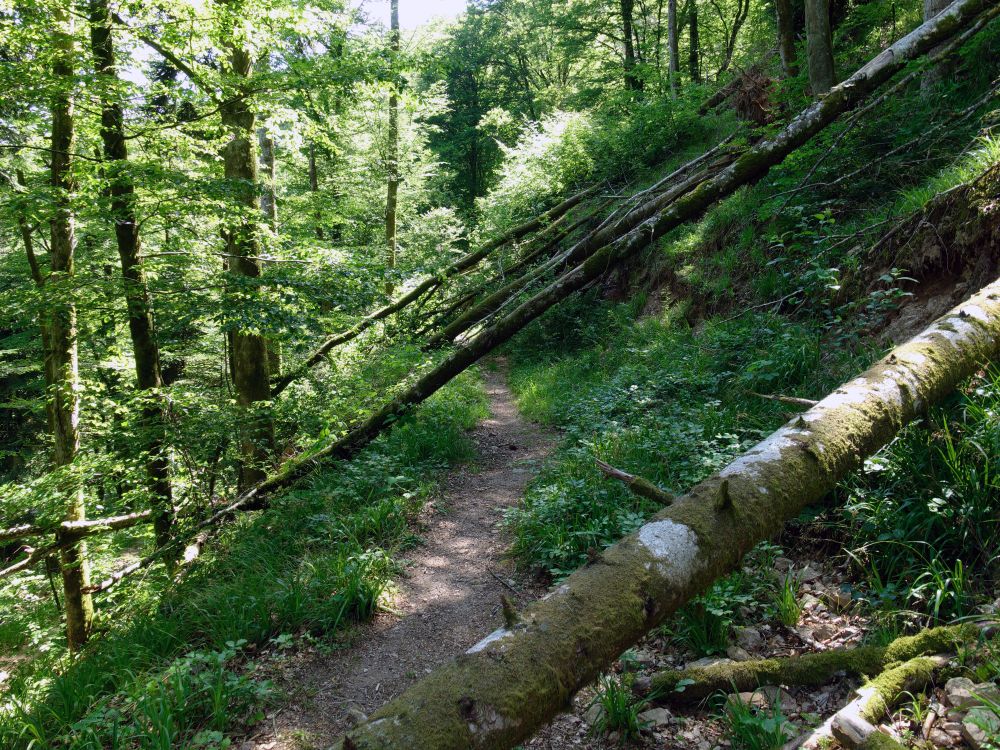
(385, 0, 401, 295)
(257, 127, 281, 376)
(806, 0, 835, 95)
(668, 0, 679, 93)
(257, 128, 278, 230)
(331, 273, 1000, 749)
(775, 0, 800, 77)
(922, 0, 954, 88)
(688, 0, 701, 82)
(308, 142, 323, 240)
(49, 2, 93, 652)
(89, 0, 174, 557)
(219, 4, 274, 491)
(621, 0, 643, 91)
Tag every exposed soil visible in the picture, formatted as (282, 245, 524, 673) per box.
(245, 363, 556, 749)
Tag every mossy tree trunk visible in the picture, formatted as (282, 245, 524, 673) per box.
(219, 1, 274, 491)
(806, 0, 835, 94)
(48, 2, 93, 652)
(384, 0, 400, 295)
(89, 0, 174, 557)
(775, 0, 799, 78)
(329, 276, 1000, 749)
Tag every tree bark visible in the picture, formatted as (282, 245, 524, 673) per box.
(668, 0, 680, 93)
(688, 0, 701, 82)
(219, 2, 274, 491)
(257, 127, 281, 376)
(257, 128, 278, 231)
(385, 0, 401, 295)
(48, 2, 93, 652)
(89, 0, 174, 557)
(330, 272, 1000, 750)
(621, 0, 643, 91)
(308, 142, 323, 240)
(806, 0, 835, 95)
(775, 0, 800, 77)
(922, 0, 954, 88)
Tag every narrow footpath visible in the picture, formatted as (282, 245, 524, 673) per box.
(248, 364, 556, 749)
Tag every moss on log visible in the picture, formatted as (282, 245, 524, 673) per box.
(645, 625, 977, 703)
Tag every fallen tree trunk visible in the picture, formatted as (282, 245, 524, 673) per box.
(643, 624, 977, 703)
(330, 270, 1000, 750)
(428, 143, 742, 347)
(271, 185, 598, 396)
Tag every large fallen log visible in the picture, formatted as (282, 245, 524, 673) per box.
(329, 270, 1000, 750)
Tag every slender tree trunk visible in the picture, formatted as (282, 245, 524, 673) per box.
(385, 0, 401, 295)
(621, 0, 643, 91)
(219, 4, 274, 491)
(257, 128, 278, 230)
(668, 0, 679, 94)
(922, 0, 954, 88)
(89, 0, 174, 557)
(688, 0, 701, 82)
(805, 0, 835, 95)
(308, 142, 323, 240)
(49, 3, 93, 652)
(257, 127, 281, 375)
(775, 0, 800, 77)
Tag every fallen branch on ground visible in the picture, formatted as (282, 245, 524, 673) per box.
(595, 459, 675, 505)
(750, 392, 820, 408)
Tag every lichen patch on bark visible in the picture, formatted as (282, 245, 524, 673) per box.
(637, 520, 700, 584)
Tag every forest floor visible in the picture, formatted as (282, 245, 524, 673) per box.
(245, 363, 557, 749)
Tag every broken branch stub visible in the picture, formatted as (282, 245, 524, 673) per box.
(332, 277, 1000, 750)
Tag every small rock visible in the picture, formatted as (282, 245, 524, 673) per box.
(727, 646, 752, 662)
(797, 565, 822, 583)
(759, 685, 797, 712)
(962, 707, 1000, 750)
(799, 593, 828, 612)
(727, 691, 769, 712)
(946, 677, 1000, 710)
(774, 557, 794, 572)
(631, 649, 657, 667)
(346, 704, 368, 726)
(929, 728, 959, 746)
(811, 624, 836, 641)
(584, 703, 606, 727)
(686, 656, 734, 670)
(735, 627, 764, 650)
(823, 586, 853, 611)
(633, 675, 652, 695)
(639, 707, 673, 727)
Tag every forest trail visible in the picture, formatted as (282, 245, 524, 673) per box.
(247, 364, 556, 749)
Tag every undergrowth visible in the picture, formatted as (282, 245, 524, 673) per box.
(0, 371, 488, 749)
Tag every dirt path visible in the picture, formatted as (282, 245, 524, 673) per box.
(247, 365, 555, 749)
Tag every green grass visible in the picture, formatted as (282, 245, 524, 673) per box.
(719, 692, 796, 750)
(503, 295, 871, 579)
(0, 370, 489, 749)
